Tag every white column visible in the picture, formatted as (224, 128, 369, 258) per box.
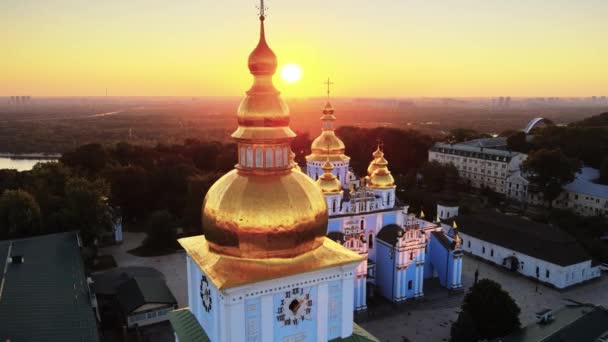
(418, 265, 424, 296)
(186, 255, 193, 310)
(317, 282, 329, 342)
(341, 273, 355, 338)
(458, 258, 463, 285)
(228, 300, 245, 341)
(261, 294, 274, 342)
(452, 257, 458, 288)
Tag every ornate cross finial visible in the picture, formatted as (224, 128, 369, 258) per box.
(376, 138, 384, 151)
(323, 77, 334, 100)
(257, 0, 268, 19)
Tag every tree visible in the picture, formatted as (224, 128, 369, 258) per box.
(451, 279, 521, 341)
(521, 149, 580, 206)
(448, 128, 491, 144)
(506, 131, 528, 153)
(60, 177, 113, 245)
(0, 189, 42, 239)
(143, 210, 177, 249)
(61, 143, 108, 177)
(419, 161, 459, 192)
(450, 310, 479, 342)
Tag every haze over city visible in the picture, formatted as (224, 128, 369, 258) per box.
(2, 0, 608, 97)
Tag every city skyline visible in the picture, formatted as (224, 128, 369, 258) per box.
(1, 0, 608, 97)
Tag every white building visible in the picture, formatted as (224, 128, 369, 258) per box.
(428, 141, 526, 194)
(443, 211, 601, 289)
(553, 167, 608, 216)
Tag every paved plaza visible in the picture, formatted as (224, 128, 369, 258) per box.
(100, 233, 608, 342)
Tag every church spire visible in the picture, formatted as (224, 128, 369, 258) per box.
(234, 0, 294, 170)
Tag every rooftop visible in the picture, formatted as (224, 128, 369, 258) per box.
(179, 235, 363, 290)
(117, 276, 176, 314)
(500, 305, 608, 342)
(451, 211, 591, 266)
(432, 142, 520, 160)
(564, 167, 608, 199)
(0, 232, 99, 342)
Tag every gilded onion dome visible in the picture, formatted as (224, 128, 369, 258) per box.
(202, 13, 327, 259)
(367, 145, 384, 176)
(306, 90, 350, 163)
(368, 154, 396, 189)
(316, 159, 342, 193)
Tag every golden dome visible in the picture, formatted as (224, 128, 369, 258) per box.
(367, 146, 384, 175)
(234, 16, 294, 141)
(202, 14, 327, 259)
(311, 131, 345, 154)
(203, 169, 327, 258)
(316, 159, 342, 193)
(368, 156, 396, 188)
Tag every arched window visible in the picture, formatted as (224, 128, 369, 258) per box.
(265, 148, 273, 168)
(282, 147, 288, 167)
(246, 146, 253, 167)
(332, 200, 336, 213)
(368, 234, 374, 249)
(360, 220, 364, 230)
(387, 192, 391, 205)
(255, 147, 263, 168)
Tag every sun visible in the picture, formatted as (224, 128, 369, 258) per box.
(280, 64, 302, 83)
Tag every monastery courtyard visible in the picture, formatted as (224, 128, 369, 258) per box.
(101, 232, 608, 342)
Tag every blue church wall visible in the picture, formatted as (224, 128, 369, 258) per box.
(381, 212, 397, 227)
(273, 286, 318, 342)
(427, 236, 454, 288)
(423, 246, 435, 279)
(245, 297, 261, 341)
(327, 280, 343, 340)
(375, 241, 397, 301)
(327, 219, 341, 233)
(404, 264, 418, 298)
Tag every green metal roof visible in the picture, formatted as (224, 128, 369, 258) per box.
(330, 323, 380, 342)
(0, 232, 100, 342)
(169, 308, 211, 342)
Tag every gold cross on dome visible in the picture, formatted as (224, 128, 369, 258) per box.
(257, 0, 267, 18)
(323, 77, 334, 100)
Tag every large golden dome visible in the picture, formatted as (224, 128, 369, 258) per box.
(203, 169, 327, 258)
(201, 14, 328, 259)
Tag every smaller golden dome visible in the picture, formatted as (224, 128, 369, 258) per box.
(316, 159, 342, 193)
(311, 131, 345, 154)
(367, 147, 384, 175)
(368, 155, 395, 189)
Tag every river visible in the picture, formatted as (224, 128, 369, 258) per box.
(0, 156, 59, 171)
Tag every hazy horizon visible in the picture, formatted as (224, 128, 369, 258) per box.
(2, 0, 608, 97)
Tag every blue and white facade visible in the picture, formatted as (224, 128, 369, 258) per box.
(307, 102, 464, 312)
(184, 254, 358, 341)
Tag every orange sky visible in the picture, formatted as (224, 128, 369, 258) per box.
(1, 0, 608, 97)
